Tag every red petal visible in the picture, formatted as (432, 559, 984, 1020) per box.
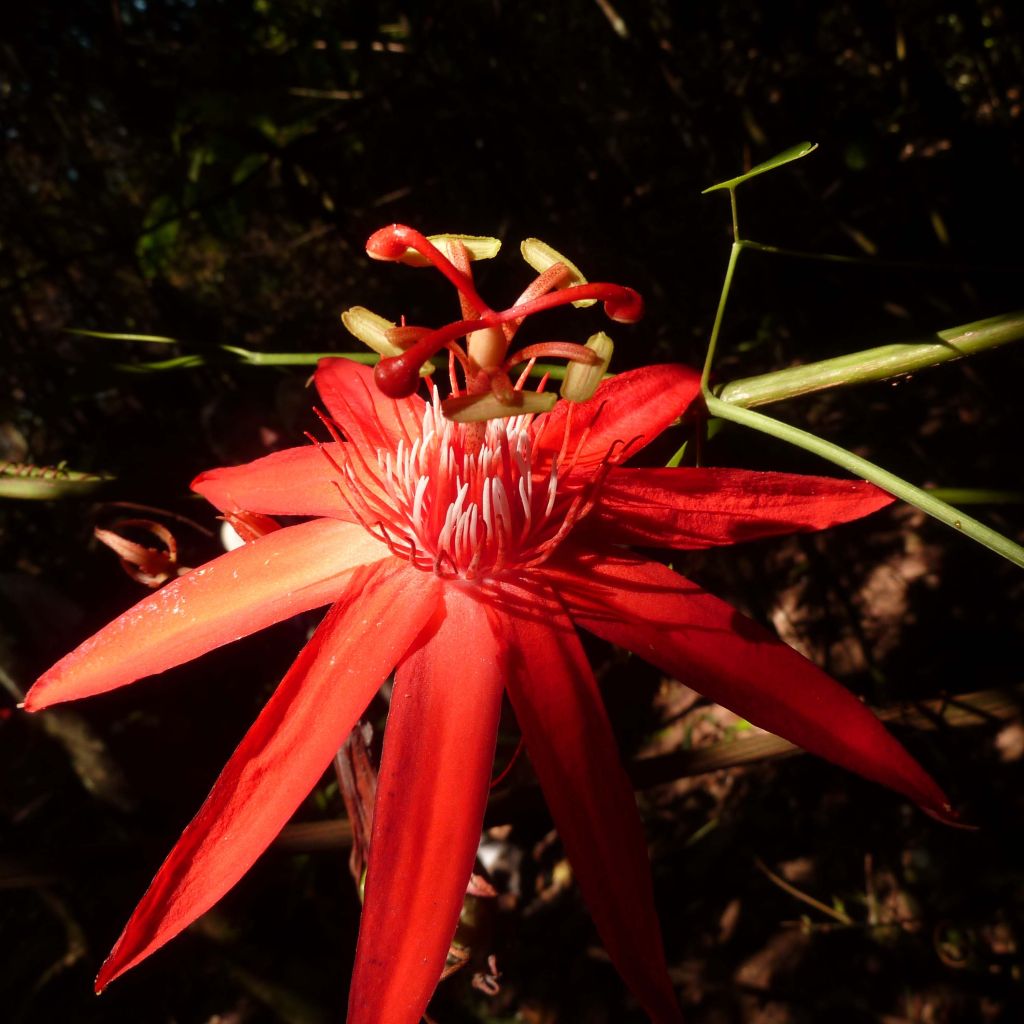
(534, 364, 700, 469)
(547, 547, 956, 822)
(501, 583, 682, 1023)
(95, 560, 440, 991)
(192, 443, 351, 521)
(315, 358, 425, 453)
(586, 466, 893, 548)
(348, 585, 504, 1024)
(25, 519, 389, 710)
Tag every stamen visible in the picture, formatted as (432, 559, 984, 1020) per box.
(503, 283, 644, 324)
(513, 358, 537, 391)
(482, 480, 493, 540)
(373, 284, 641, 399)
(412, 475, 429, 524)
(320, 378, 620, 581)
(312, 408, 346, 447)
(545, 464, 558, 517)
(504, 342, 602, 370)
(366, 225, 491, 316)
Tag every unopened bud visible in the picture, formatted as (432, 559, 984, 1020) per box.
(560, 332, 614, 403)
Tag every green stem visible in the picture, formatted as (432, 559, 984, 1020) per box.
(729, 188, 740, 240)
(716, 311, 1024, 407)
(700, 241, 742, 391)
(704, 394, 1024, 569)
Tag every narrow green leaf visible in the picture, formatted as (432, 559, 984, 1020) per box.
(136, 194, 182, 278)
(115, 355, 207, 372)
(221, 346, 356, 367)
(0, 463, 111, 500)
(703, 141, 818, 194)
(665, 418, 724, 467)
(666, 441, 688, 469)
(66, 328, 180, 344)
(231, 152, 270, 186)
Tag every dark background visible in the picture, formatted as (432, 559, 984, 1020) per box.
(2, 2, 1024, 1021)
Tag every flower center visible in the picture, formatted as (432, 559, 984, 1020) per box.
(328, 390, 612, 581)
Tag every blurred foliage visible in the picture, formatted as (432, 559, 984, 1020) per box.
(2, 1, 1024, 1021)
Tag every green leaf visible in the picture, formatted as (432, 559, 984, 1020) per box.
(0, 463, 111, 500)
(222, 348, 374, 367)
(703, 141, 818, 193)
(66, 328, 180, 345)
(116, 354, 207, 373)
(231, 152, 270, 186)
(666, 418, 724, 467)
(136, 194, 181, 278)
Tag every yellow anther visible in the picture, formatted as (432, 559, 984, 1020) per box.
(341, 306, 403, 357)
(520, 238, 596, 308)
(398, 234, 502, 267)
(442, 390, 557, 423)
(341, 307, 433, 374)
(560, 332, 614, 403)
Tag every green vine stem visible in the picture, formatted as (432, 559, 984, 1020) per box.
(700, 242, 742, 391)
(699, 144, 1024, 570)
(704, 394, 1024, 569)
(716, 311, 1024, 407)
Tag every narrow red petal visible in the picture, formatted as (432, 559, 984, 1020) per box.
(501, 583, 682, 1023)
(586, 466, 893, 548)
(25, 519, 389, 710)
(547, 547, 956, 822)
(315, 358, 425, 453)
(95, 560, 440, 992)
(534, 364, 700, 469)
(348, 585, 504, 1024)
(192, 443, 352, 521)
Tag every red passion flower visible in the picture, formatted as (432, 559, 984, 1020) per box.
(25, 228, 955, 1024)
